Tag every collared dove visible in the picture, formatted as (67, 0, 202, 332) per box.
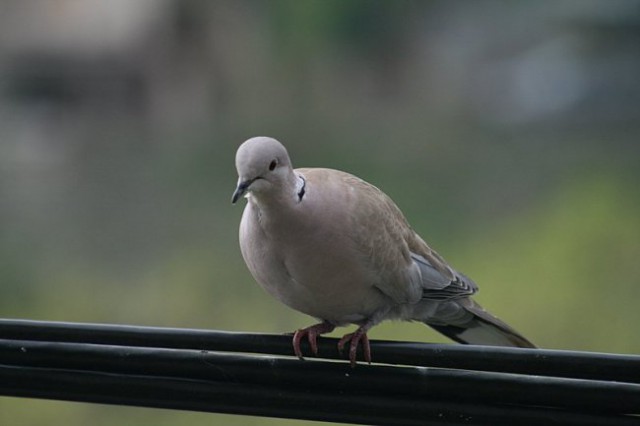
(232, 136, 535, 366)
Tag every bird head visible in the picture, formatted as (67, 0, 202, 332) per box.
(232, 137, 293, 203)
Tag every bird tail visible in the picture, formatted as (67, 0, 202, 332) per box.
(426, 299, 536, 349)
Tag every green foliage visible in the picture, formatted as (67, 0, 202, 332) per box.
(459, 174, 640, 353)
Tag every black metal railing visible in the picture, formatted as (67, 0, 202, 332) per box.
(1, 319, 639, 425)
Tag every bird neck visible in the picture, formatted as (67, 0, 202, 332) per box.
(250, 171, 304, 209)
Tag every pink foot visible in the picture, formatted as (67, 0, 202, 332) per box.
(337, 327, 371, 367)
(292, 321, 335, 359)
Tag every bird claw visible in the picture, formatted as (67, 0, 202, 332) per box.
(337, 328, 371, 367)
(292, 322, 335, 359)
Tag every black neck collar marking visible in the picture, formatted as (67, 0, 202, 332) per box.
(297, 176, 306, 202)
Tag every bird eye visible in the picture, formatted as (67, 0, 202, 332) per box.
(269, 160, 277, 171)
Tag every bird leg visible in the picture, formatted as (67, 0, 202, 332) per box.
(292, 321, 335, 359)
(337, 324, 373, 367)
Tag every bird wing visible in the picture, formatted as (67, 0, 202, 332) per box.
(411, 252, 478, 300)
(335, 169, 477, 304)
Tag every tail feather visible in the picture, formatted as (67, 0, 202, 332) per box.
(426, 299, 536, 349)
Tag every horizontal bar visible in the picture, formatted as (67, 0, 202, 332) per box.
(1, 364, 639, 426)
(1, 339, 639, 414)
(1, 319, 639, 383)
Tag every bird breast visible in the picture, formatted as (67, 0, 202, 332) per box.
(239, 198, 389, 324)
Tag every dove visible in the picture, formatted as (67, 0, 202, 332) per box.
(232, 136, 535, 366)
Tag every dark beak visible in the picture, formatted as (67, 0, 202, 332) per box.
(231, 179, 252, 204)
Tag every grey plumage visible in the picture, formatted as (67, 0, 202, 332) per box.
(232, 136, 535, 366)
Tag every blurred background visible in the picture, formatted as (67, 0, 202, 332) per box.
(1, 0, 639, 424)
